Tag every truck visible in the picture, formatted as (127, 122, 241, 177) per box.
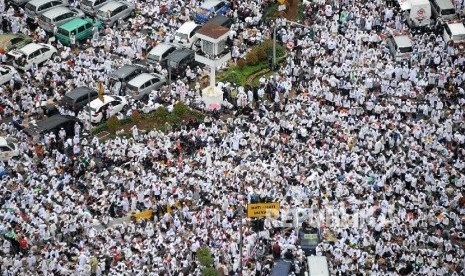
(398, 0, 432, 30)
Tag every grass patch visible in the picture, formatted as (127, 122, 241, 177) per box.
(252, 71, 275, 86)
(91, 103, 205, 140)
(218, 40, 286, 86)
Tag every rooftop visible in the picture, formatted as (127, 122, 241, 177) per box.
(196, 23, 229, 39)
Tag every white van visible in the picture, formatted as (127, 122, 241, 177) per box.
(443, 22, 465, 52)
(24, 0, 66, 20)
(174, 21, 201, 49)
(430, 0, 456, 21)
(386, 33, 413, 61)
(0, 137, 19, 161)
(399, 0, 431, 29)
(305, 256, 329, 276)
(147, 43, 178, 66)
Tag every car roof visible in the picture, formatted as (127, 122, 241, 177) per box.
(176, 21, 198, 34)
(100, 1, 126, 11)
(392, 35, 412, 48)
(200, 0, 223, 9)
(447, 22, 465, 35)
(89, 95, 117, 108)
(0, 65, 14, 72)
(42, 6, 72, 16)
(36, 114, 78, 130)
(167, 49, 194, 62)
(149, 43, 176, 54)
(65, 86, 96, 99)
(18, 43, 46, 54)
(27, 0, 58, 6)
(111, 64, 146, 78)
(59, 18, 92, 31)
(127, 73, 159, 86)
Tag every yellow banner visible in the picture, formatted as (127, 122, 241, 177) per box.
(247, 202, 280, 218)
(132, 210, 153, 221)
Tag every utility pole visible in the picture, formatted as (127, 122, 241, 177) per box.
(168, 63, 172, 92)
(87, 90, 92, 128)
(238, 204, 243, 275)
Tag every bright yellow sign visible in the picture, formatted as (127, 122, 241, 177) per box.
(247, 202, 280, 218)
(132, 210, 153, 221)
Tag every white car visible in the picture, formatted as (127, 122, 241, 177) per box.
(84, 95, 128, 123)
(0, 65, 18, 86)
(0, 137, 19, 161)
(9, 43, 57, 71)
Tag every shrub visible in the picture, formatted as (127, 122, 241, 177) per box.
(197, 247, 214, 268)
(202, 268, 219, 276)
(254, 47, 267, 61)
(106, 116, 121, 133)
(237, 58, 246, 68)
(172, 102, 189, 118)
(91, 122, 108, 135)
(260, 39, 286, 58)
(131, 110, 141, 124)
(153, 106, 169, 120)
(245, 51, 259, 66)
(222, 70, 241, 84)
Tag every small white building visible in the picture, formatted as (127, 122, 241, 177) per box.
(194, 22, 231, 109)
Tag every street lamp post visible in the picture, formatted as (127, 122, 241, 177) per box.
(87, 90, 92, 128)
(239, 205, 243, 275)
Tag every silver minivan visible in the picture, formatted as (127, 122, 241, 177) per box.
(147, 43, 178, 66)
(126, 73, 166, 101)
(96, 1, 135, 28)
(25, 0, 66, 20)
(80, 0, 112, 16)
(38, 7, 85, 33)
(430, 0, 457, 21)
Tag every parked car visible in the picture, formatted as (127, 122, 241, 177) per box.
(59, 86, 99, 113)
(10, 0, 33, 7)
(206, 15, 233, 28)
(83, 95, 128, 123)
(0, 65, 18, 86)
(443, 21, 465, 53)
(25, 0, 66, 21)
(9, 43, 57, 71)
(147, 43, 178, 66)
(298, 224, 321, 256)
(0, 33, 33, 54)
(166, 48, 197, 78)
(24, 114, 82, 141)
(173, 21, 201, 49)
(55, 17, 102, 46)
(430, 0, 456, 22)
(0, 137, 19, 161)
(195, 0, 231, 24)
(386, 33, 413, 61)
(80, 0, 112, 16)
(38, 7, 85, 33)
(126, 73, 166, 101)
(96, 1, 135, 28)
(109, 64, 148, 95)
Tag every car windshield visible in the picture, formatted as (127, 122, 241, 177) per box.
(57, 28, 69, 36)
(300, 233, 319, 246)
(81, 0, 93, 6)
(97, 10, 108, 18)
(39, 14, 51, 22)
(452, 34, 465, 41)
(148, 53, 159, 60)
(7, 142, 15, 150)
(175, 32, 188, 41)
(441, 9, 455, 15)
(399, 46, 413, 53)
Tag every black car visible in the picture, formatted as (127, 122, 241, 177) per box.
(166, 48, 198, 78)
(60, 87, 98, 113)
(298, 224, 321, 256)
(24, 114, 82, 140)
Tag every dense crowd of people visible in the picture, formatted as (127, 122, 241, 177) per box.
(0, 0, 465, 274)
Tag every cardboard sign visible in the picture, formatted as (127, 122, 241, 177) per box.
(247, 202, 280, 218)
